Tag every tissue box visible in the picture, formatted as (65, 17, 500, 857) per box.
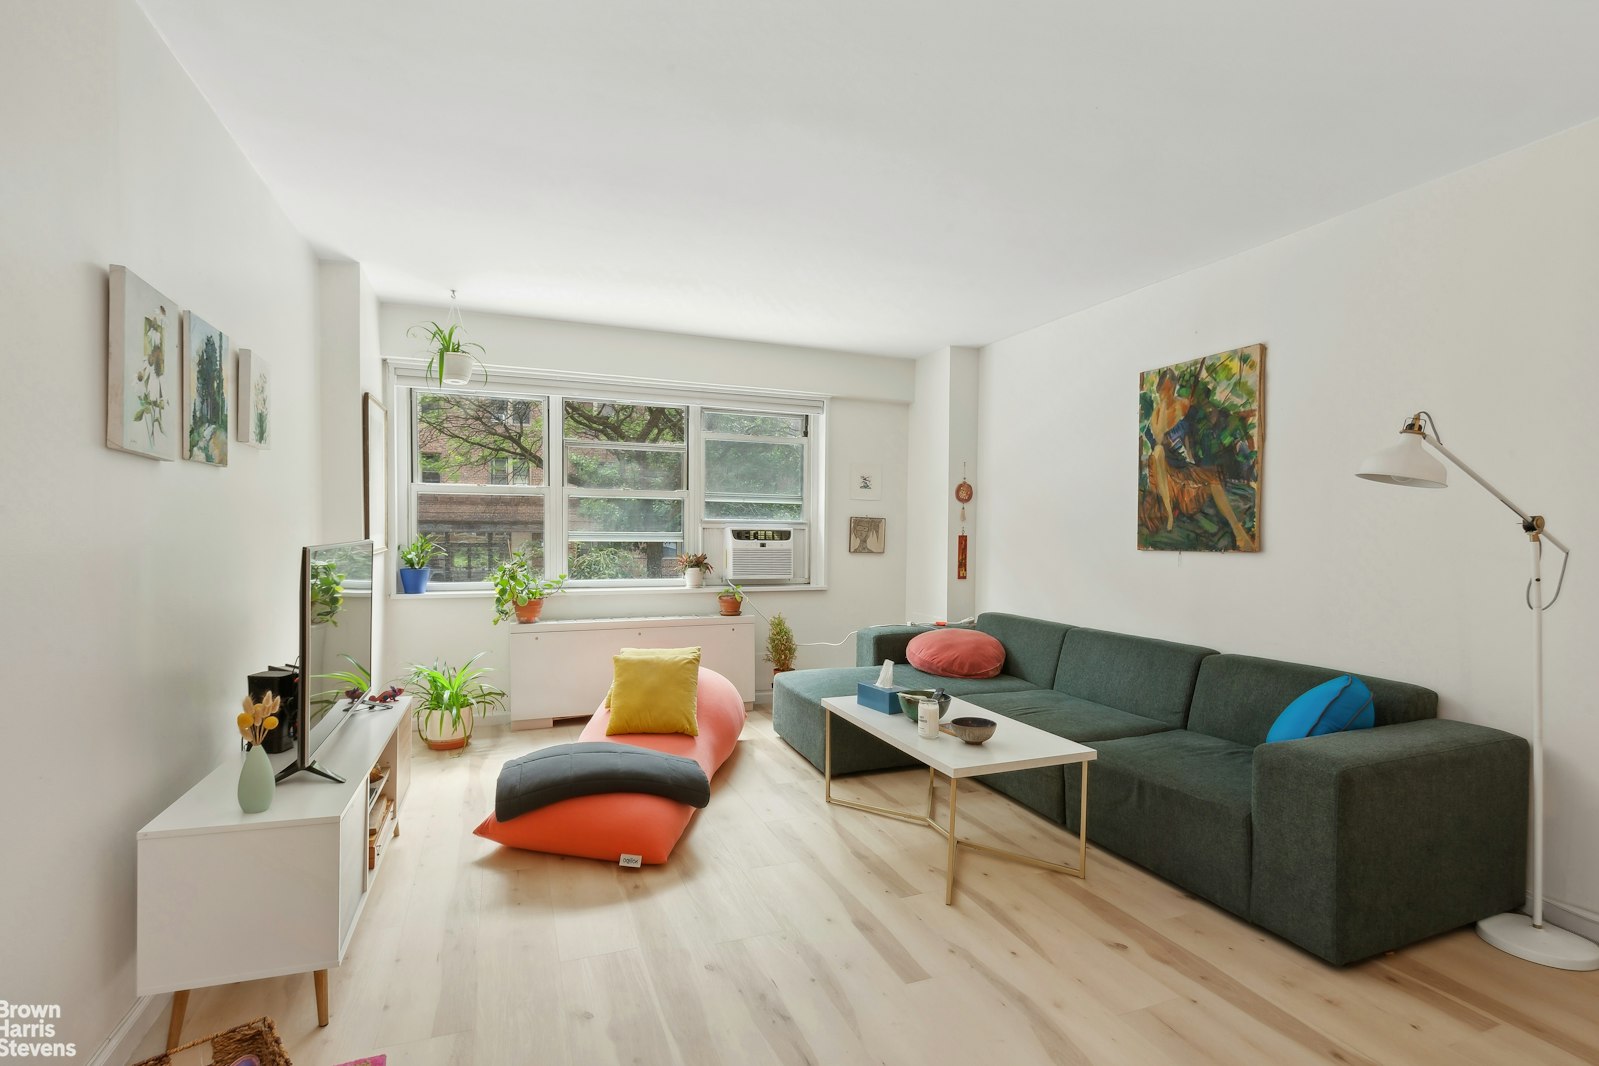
(857, 682, 906, 714)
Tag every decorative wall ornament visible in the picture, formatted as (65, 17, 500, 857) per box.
(182, 311, 231, 467)
(848, 462, 882, 500)
(106, 265, 180, 461)
(1138, 343, 1265, 552)
(849, 516, 886, 554)
(236, 349, 270, 448)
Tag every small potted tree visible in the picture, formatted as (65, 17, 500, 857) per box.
(766, 612, 797, 676)
(491, 544, 568, 624)
(717, 582, 744, 617)
(677, 552, 711, 588)
(408, 320, 486, 387)
(408, 654, 506, 751)
(398, 533, 442, 594)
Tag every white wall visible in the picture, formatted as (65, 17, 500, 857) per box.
(378, 304, 913, 693)
(905, 346, 979, 624)
(978, 118, 1599, 932)
(0, 0, 320, 1055)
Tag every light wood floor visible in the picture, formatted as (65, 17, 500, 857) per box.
(141, 707, 1599, 1066)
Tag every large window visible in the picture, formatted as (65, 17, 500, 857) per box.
(398, 372, 822, 589)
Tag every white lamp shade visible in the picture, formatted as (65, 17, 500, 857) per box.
(1356, 433, 1448, 488)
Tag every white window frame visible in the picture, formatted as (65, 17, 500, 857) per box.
(388, 362, 828, 592)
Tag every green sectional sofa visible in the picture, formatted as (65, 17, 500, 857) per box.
(772, 612, 1529, 965)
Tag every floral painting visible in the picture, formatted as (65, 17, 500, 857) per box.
(183, 311, 231, 466)
(1138, 344, 1264, 552)
(237, 349, 270, 448)
(106, 266, 179, 461)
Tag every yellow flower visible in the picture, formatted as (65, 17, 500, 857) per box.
(263, 716, 279, 731)
(237, 711, 253, 731)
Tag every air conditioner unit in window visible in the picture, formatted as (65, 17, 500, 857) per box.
(724, 527, 795, 581)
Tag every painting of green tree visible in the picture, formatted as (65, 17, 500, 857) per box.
(1138, 344, 1264, 552)
(182, 311, 230, 466)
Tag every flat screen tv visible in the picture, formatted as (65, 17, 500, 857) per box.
(276, 539, 374, 784)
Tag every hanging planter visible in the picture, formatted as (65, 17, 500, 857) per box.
(408, 290, 487, 387)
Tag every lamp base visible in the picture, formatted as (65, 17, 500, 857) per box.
(1477, 912, 1599, 971)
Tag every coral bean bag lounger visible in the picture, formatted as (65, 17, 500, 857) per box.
(473, 666, 746, 864)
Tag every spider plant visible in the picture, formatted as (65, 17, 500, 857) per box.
(408, 320, 487, 387)
(408, 654, 507, 749)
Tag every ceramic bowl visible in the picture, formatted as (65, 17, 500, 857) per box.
(946, 716, 997, 745)
(897, 690, 938, 720)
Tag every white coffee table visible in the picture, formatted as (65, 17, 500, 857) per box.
(820, 695, 1097, 904)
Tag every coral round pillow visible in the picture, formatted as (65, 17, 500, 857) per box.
(906, 629, 1005, 679)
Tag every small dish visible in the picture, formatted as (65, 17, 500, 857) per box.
(944, 716, 997, 745)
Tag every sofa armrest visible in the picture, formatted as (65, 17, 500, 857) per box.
(1251, 719, 1528, 965)
(855, 625, 932, 667)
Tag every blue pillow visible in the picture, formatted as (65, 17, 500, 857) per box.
(1266, 675, 1376, 743)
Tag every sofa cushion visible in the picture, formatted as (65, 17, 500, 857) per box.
(1053, 628, 1215, 730)
(906, 628, 1006, 678)
(1089, 731, 1255, 916)
(1265, 675, 1375, 743)
(1187, 654, 1438, 748)
(975, 612, 1072, 688)
(963, 690, 1172, 825)
(889, 663, 1034, 698)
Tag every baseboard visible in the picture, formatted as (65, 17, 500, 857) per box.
(1536, 896, 1599, 943)
(86, 993, 169, 1066)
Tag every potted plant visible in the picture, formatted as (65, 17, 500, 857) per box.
(718, 582, 744, 617)
(398, 533, 443, 594)
(677, 551, 711, 588)
(408, 654, 506, 751)
(407, 320, 486, 387)
(766, 612, 797, 675)
(491, 544, 568, 624)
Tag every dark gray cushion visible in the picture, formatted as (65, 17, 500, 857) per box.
(962, 691, 1170, 825)
(1054, 628, 1215, 729)
(1088, 730, 1256, 916)
(1187, 654, 1438, 748)
(495, 742, 710, 822)
(975, 612, 1073, 688)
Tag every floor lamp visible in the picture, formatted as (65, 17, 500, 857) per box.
(1357, 412, 1598, 971)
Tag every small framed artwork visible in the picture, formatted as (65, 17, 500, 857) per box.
(849, 516, 886, 554)
(848, 462, 882, 500)
(182, 310, 231, 466)
(106, 265, 180, 461)
(236, 349, 270, 448)
(363, 393, 388, 553)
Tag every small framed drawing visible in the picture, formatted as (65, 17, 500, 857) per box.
(106, 265, 180, 461)
(848, 462, 882, 500)
(236, 349, 270, 447)
(363, 393, 387, 553)
(182, 310, 231, 466)
(849, 517, 886, 554)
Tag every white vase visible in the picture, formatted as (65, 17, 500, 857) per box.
(441, 351, 473, 385)
(684, 568, 704, 588)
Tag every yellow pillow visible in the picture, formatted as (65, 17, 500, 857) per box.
(606, 647, 702, 736)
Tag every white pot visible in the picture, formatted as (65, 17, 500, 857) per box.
(441, 351, 474, 385)
(684, 568, 705, 588)
(418, 705, 475, 750)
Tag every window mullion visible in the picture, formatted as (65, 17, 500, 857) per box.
(549, 394, 565, 580)
(688, 404, 705, 555)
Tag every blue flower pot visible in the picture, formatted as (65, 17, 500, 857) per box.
(399, 567, 432, 594)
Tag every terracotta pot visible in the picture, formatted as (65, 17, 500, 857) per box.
(718, 595, 742, 616)
(514, 598, 545, 624)
(772, 666, 793, 677)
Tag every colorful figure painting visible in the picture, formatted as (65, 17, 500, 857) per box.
(106, 266, 180, 461)
(1138, 344, 1264, 552)
(183, 311, 231, 466)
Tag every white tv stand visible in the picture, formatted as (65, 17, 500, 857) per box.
(137, 697, 412, 1047)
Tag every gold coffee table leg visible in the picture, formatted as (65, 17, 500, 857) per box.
(944, 776, 960, 905)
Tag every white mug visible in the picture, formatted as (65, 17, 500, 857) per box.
(915, 697, 941, 739)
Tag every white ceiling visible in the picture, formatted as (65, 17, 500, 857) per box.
(137, 0, 1599, 357)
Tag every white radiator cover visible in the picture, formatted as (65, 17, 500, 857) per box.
(507, 614, 757, 729)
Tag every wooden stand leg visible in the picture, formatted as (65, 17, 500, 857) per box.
(314, 969, 330, 1026)
(166, 989, 190, 1049)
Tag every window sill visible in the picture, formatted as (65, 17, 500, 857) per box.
(388, 583, 829, 602)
